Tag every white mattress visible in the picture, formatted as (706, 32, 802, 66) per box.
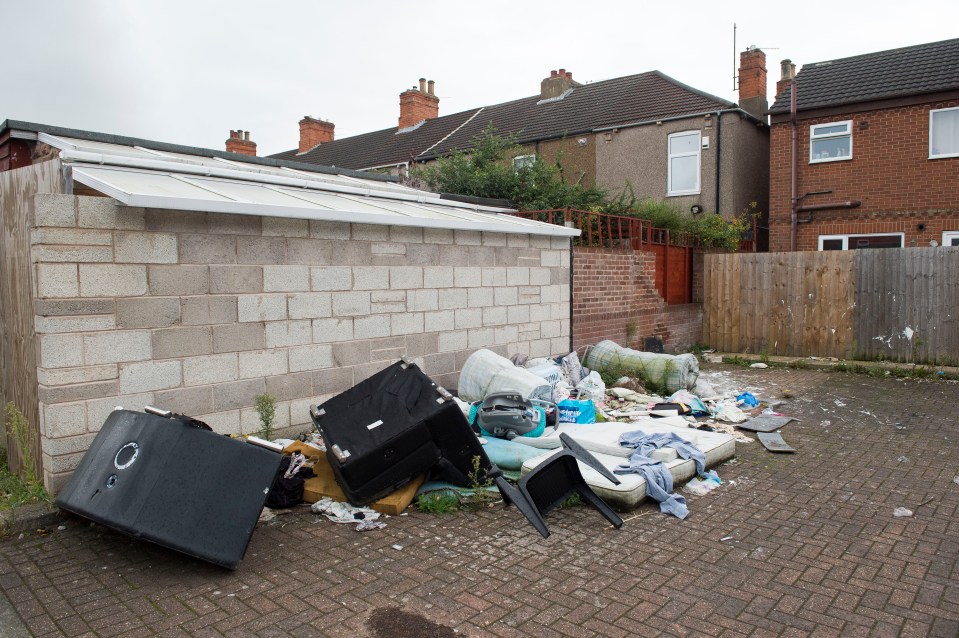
(519, 419, 736, 510)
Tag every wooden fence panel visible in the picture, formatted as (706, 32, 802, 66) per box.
(854, 248, 959, 364)
(704, 251, 855, 358)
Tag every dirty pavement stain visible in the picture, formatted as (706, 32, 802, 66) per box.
(367, 607, 458, 638)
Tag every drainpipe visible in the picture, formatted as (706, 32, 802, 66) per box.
(714, 111, 722, 215)
(789, 78, 798, 252)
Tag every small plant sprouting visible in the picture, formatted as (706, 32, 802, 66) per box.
(416, 491, 460, 514)
(254, 393, 276, 440)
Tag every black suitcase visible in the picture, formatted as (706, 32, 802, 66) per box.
(310, 359, 490, 505)
(56, 408, 283, 569)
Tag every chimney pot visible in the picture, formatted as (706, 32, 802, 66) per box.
(558, 68, 566, 76)
(541, 68, 578, 100)
(419, 78, 426, 92)
(550, 70, 558, 78)
(244, 131, 249, 141)
(427, 79, 435, 95)
(566, 72, 572, 80)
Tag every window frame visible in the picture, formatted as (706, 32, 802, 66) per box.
(512, 154, 536, 172)
(943, 231, 959, 247)
(929, 106, 959, 159)
(809, 120, 853, 164)
(666, 130, 701, 196)
(818, 232, 904, 251)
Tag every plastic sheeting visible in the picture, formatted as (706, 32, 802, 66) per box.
(584, 340, 699, 393)
(457, 349, 552, 402)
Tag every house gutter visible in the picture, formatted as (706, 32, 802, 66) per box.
(790, 80, 798, 251)
(796, 200, 861, 214)
(593, 106, 766, 134)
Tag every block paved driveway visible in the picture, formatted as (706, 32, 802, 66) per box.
(1, 365, 958, 637)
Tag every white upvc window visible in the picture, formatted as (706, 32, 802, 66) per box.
(930, 107, 959, 159)
(818, 232, 904, 251)
(512, 154, 535, 171)
(810, 120, 852, 163)
(943, 231, 959, 247)
(667, 131, 701, 196)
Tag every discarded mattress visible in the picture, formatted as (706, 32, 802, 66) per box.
(56, 408, 282, 569)
(457, 348, 552, 403)
(584, 340, 699, 393)
(520, 420, 734, 510)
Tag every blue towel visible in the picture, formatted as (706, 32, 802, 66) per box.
(614, 455, 688, 519)
(618, 430, 706, 476)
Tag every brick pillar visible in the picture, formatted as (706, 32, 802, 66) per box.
(299, 117, 335, 153)
(738, 47, 768, 120)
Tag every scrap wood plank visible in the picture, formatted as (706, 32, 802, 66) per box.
(302, 453, 424, 516)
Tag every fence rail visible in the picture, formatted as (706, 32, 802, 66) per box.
(511, 208, 694, 249)
(703, 248, 959, 364)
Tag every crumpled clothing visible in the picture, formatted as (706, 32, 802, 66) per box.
(614, 455, 688, 519)
(618, 430, 706, 476)
(310, 497, 380, 524)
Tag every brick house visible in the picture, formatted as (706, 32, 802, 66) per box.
(0, 120, 576, 491)
(768, 38, 959, 252)
(268, 60, 770, 223)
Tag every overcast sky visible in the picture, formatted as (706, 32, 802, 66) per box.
(4, 1, 956, 156)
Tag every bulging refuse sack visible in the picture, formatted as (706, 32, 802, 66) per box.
(458, 349, 552, 403)
(583, 340, 699, 394)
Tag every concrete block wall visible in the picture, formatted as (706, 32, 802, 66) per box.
(31, 194, 572, 491)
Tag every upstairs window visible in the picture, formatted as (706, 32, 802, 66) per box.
(512, 154, 535, 172)
(667, 131, 701, 196)
(930, 107, 959, 159)
(810, 121, 852, 163)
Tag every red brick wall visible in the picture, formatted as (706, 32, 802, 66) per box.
(399, 90, 439, 129)
(572, 247, 702, 352)
(770, 99, 959, 251)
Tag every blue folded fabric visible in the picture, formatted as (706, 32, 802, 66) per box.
(614, 455, 688, 519)
(618, 430, 706, 476)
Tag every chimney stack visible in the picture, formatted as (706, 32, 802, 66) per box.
(398, 78, 440, 130)
(776, 59, 797, 98)
(225, 130, 256, 156)
(298, 116, 335, 154)
(738, 46, 768, 120)
(540, 67, 580, 100)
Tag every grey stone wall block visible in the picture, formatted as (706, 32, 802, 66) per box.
(423, 310, 454, 332)
(286, 238, 332, 265)
(453, 267, 481, 288)
(213, 322, 266, 353)
(332, 292, 371, 317)
(179, 234, 236, 264)
(119, 360, 182, 393)
(550, 268, 571, 285)
(288, 292, 332, 320)
(438, 245, 469, 266)
(468, 246, 497, 267)
(208, 213, 261, 235)
(423, 268, 454, 288)
(405, 332, 438, 357)
(518, 286, 542, 305)
(311, 318, 353, 342)
(239, 349, 289, 379)
(237, 236, 288, 265)
(481, 268, 507, 287)
(506, 268, 531, 286)
(483, 306, 508, 326)
(406, 289, 438, 312)
(540, 285, 561, 303)
(263, 217, 308, 237)
(36, 263, 79, 298)
(423, 228, 454, 244)
(340, 241, 373, 266)
(240, 402, 290, 435)
(145, 209, 208, 233)
(77, 197, 145, 230)
(116, 297, 180, 329)
(468, 327, 495, 349)
(560, 285, 570, 302)
(352, 267, 390, 290)
(265, 320, 313, 348)
(152, 326, 213, 359)
(149, 265, 210, 295)
(34, 298, 114, 317)
(265, 372, 314, 401)
(238, 294, 287, 322)
(390, 226, 423, 244)
(493, 247, 519, 267)
(180, 295, 237, 325)
(289, 398, 317, 427)
(391, 312, 424, 336)
(454, 308, 483, 329)
(494, 287, 519, 306)
(507, 234, 531, 248)
(541, 250, 562, 267)
(182, 352, 239, 386)
(115, 232, 178, 264)
(405, 244, 440, 266)
(43, 402, 87, 438)
(310, 220, 351, 240)
(154, 386, 214, 416)
(83, 330, 152, 365)
(482, 232, 508, 247)
(38, 364, 117, 387)
(550, 336, 568, 353)
(85, 393, 155, 431)
(422, 352, 455, 375)
(288, 343, 334, 372)
(39, 334, 84, 368)
(210, 265, 263, 294)
(352, 225, 390, 242)
(309, 266, 352, 291)
(34, 193, 77, 227)
(530, 235, 552, 248)
(540, 320, 563, 339)
(438, 288, 468, 310)
(213, 378, 266, 412)
(41, 432, 98, 457)
(263, 265, 310, 292)
(453, 230, 482, 246)
(354, 315, 391, 339)
(438, 330, 468, 352)
(35, 315, 116, 334)
(79, 264, 148, 297)
(467, 287, 494, 308)
(32, 228, 112, 246)
(198, 410, 241, 436)
(39, 379, 118, 404)
(508, 305, 531, 324)
(31, 246, 113, 263)
(371, 290, 407, 314)
(529, 304, 551, 322)
(332, 341, 372, 367)
(389, 266, 424, 289)
(551, 236, 568, 249)
(529, 267, 551, 285)
(311, 366, 353, 396)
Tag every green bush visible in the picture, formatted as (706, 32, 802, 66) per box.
(254, 393, 276, 439)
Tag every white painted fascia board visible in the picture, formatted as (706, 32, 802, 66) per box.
(69, 168, 579, 237)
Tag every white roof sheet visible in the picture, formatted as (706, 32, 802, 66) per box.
(41, 133, 578, 237)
